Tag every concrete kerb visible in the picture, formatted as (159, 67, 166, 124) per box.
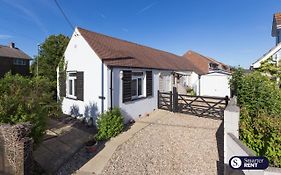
(77, 110, 169, 175)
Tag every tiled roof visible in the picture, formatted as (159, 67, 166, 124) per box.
(182, 50, 230, 75)
(272, 13, 281, 37)
(274, 13, 281, 26)
(77, 27, 199, 72)
(0, 45, 31, 60)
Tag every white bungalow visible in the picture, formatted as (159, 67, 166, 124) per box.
(57, 27, 231, 123)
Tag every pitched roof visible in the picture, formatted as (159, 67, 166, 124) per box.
(182, 50, 230, 75)
(0, 45, 31, 60)
(251, 42, 281, 69)
(272, 13, 281, 37)
(77, 27, 199, 72)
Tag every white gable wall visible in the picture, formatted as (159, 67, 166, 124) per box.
(252, 43, 281, 68)
(62, 29, 108, 122)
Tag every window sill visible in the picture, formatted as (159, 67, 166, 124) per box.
(123, 95, 154, 104)
(131, 96, 146, 101)
(65, 96, 77, 100)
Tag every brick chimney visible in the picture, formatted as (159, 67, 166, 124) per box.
(9, 42, 15, 48)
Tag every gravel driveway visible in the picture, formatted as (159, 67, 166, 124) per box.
(101, 111, 223, 175)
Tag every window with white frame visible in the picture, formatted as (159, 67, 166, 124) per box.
(131, 72, 144, 99)
(13, 58, 26, 65)
(67, 72, 77, 98)
(122, 70, 153, 103)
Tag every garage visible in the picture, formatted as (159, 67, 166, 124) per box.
(199, 72, 231, 97)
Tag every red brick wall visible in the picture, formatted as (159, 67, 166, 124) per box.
(0, 57, 30, 77)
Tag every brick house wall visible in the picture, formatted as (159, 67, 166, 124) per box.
(0, 57, 30, 78)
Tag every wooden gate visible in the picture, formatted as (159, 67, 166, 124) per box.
(157, 88, 229, 119)
(158, 91, 172, 111)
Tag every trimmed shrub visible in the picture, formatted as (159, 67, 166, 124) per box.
(96, 108, 124, 141)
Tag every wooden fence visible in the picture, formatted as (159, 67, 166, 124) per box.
(158, 87, 229, 119)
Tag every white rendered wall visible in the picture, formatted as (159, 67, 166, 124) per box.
(186, 72, 199, 95)
(200, 73, 230, 97)
(61, 28, 108, 122)
(111, 68, 171, 122)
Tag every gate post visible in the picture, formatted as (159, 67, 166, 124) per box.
(169, 91, 173, 112)
(172, 87, 178, 112)
(157, 90, 160, 109)
(225, 96, 229, 107)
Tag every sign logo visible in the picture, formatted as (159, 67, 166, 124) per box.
(230, 157, 242, 169)
(229, 156, 269, 170)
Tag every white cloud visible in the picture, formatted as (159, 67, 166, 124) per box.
(2, 0, 48, 36)
(137, 2, 158, 15)
(100, 13, 106, 19)
(0, 34, 12, 39)
(122, 28, 129, 32)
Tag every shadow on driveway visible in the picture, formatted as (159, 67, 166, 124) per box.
(33, 117, 96, 174)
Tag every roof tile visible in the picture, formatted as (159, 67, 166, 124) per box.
(0, 45, 31, 60)
(77, 27, 199, 72)
(182, 50, 229, 74)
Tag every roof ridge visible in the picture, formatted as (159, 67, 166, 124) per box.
(185, 50, 213, 61)
(186, 50, 226, 65)
(77, 26, 181, 58)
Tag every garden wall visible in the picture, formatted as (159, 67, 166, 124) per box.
(0, 123, 33, 175)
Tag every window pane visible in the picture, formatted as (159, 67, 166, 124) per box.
(69, 73, 76, 77)
(138, 78, 142, 96)
(69, 80, 73, 95)
(73, 79, 76, 96)
(131, 79, 137, 97)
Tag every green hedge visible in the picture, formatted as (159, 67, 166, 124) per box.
(230, 69, 281, 167)
(96, 108, 124, 141)
(240, 108, 281, 167)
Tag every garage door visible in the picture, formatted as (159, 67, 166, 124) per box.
(200, 72, 230, 97)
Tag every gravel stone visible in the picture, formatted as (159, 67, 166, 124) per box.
(101, 112, 222, 175)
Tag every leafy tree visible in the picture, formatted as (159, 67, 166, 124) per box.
(31, 34, 70, 88)
(257, 57, 281, 86)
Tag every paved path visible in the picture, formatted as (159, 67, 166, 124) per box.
(34, 118, 95, 173)
(77, 110, 223, 175)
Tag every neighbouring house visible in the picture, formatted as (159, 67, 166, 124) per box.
(57, 27, 230, 123)
(0, 42, 31, 77)
(251, 13, 281, 69)
(182, 50, 231, 97)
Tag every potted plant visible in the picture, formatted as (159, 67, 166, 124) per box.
(85, 138, 98, 153)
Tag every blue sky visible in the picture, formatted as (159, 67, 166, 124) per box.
(0, 0, 280, 68)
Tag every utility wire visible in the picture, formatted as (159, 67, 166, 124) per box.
(54, 0, 75, 30)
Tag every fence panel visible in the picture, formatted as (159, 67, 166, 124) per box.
(157, 87, 229, 119)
